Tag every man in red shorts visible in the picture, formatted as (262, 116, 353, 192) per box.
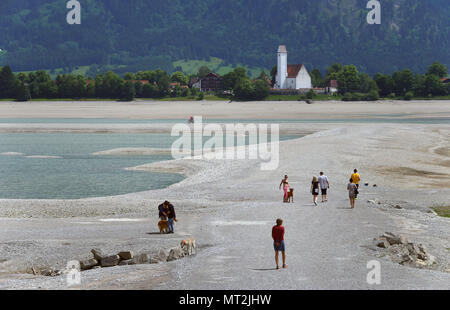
(272, 218, 287, 269)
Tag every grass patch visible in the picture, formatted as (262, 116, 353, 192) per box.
(432, 205, 450, 218)
(173, 57, 265, 78)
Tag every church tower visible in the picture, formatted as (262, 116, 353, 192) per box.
(276, 45, 287, 89)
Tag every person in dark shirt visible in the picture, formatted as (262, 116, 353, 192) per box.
(311, 176, 320, 206)
(272, 218, 287, 269)
(158, 201, 169, 220)
(166, 202, 177, 233)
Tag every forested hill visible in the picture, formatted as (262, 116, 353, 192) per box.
(0, 0, 449, 76)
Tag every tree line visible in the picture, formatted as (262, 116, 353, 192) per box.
(305, 61, 449, 101)
(0, 65, 271, 101)
(0, 61, 448, 102)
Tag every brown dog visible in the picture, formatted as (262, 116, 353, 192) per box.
(158, 220, 169, 234)
(287, 188, 294, 203)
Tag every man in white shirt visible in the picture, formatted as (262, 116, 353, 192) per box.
(318, 172, 330, 203)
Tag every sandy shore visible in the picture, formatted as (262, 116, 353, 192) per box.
(0, 101, 449, 289)
(0, 100, 449, 120)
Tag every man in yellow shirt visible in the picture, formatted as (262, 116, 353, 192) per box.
(351, 169, 361, 199)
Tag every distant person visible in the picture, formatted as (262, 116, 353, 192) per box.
(158, 201, 169, 220)
(310, 176, 320, 206)
(166, 201, 177, 234)
(188, 116, 194, 124)
(279, 175, 290, 203)
(347, 178, 358, 209)
(318, 172, 330, 203)
(272, 218, 286, 270)
(351, 169, 361, 200)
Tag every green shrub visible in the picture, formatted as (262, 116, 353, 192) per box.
(404, 91, 414, 100)
(365, 90, 379, 101)
(342, 92, 353, 101)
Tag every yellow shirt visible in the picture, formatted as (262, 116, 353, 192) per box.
(351, 173, 360, 184)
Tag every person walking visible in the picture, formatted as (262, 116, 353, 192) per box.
(272, 218, 286, 270)
(347, 178, 358, 209)
(310, 176, 320, 206)
(166, 201, 177, 234)
(351, 169, 361, 200)
(318, 172, 330, 203)
(279, 175, 290, 203)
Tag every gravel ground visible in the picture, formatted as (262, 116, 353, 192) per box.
(0, 119, 449, 289)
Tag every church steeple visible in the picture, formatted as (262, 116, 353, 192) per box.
(276, 45, 287, 89)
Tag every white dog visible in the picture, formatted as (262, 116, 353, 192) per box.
(180, 238, 196, 256)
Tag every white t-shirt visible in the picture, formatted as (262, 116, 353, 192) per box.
(318, 175, 329, 189)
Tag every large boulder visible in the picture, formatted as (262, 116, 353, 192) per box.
(382, 232, 408, 245)
(131, 253, 150, 265)
(80, 258, 99, 271)
(100, 255, 121, 267)
(91, 248, 108, 261)
(118, 251, 134, 260)
(155, 249, 169, 262)
(167, 247, 185, 262)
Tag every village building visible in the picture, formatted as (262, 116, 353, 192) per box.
(275, 45, 312, 90)
(199, 73, 223, 92)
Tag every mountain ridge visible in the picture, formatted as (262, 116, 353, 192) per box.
(0, 0, 448, 75)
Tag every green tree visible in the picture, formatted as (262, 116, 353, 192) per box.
(15, 81, 31, 101)
(170, 71, 188, 85)
(253, 80, 270, 100)
(423, 74, 445, 96)
(310, 69, 323, 87)
(426, 62, 448, 78)
(121, 80, 136, 101)
(197, 66, 212, 79)
(234, 78, 254, 100)
(392, 69, 414, 96)
(0, 66, 16, 98)
(374, 73, 394, 97)
(337, 65, 360, 94)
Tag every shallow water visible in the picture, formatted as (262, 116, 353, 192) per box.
(0, 132, 296, 199)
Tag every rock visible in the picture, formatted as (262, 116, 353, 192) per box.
(382, 232, 406, 245)
(131, 253, 150, 265)
(149, 257, 159, 264)
(167, 247, 185, 262)
(394, 205, 402, 209)
(80, 258, 98, 271)
(91, 266, 102, 270)
(91, 248, 107, 261)
(119, 259, 134, 266)
(40, 268, 61, 277)
(376, 240, 390, 248)
(118, 251, 134, 260)
(155, 249, 169, 262)
(100, 255, 121, 267)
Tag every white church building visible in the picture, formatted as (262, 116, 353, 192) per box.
(275, 45, 312, 90)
